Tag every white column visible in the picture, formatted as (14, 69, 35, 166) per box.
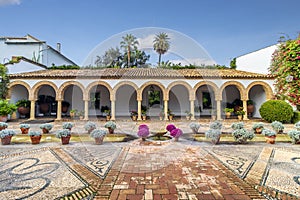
(217, 100, 221, 120)
(164, 100, 168, 120)
(190, 100, 195, 120)
(56, 100, 62, 121)
(137, 100, 142, 121)
(111, 100, 116, 120)
(29, 100, 35, 120)
(84, 100, 89, 120)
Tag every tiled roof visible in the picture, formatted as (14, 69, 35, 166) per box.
(9, 68, 273, 79)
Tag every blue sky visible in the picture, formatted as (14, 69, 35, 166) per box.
(0, 0, 299, 66)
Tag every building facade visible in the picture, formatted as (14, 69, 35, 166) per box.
(8, 68, 274, 121)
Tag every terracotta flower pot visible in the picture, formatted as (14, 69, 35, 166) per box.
(108, 127, 114, 134)
(61, 135, 71, 145)
(174, 137, 179, 142)
(30, 135, 42, 144)
(265, 136, 276, 144)
(1, 135, 12, 145)
(255, 128, 262, 134)
(42, 128, 49, 134)
(95, 136, 104, 145)
(20, 128, 30, 134)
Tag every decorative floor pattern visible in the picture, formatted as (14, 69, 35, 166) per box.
(204, 146, 262, 178)
(264, 148, 300, 197)
(0, 148, 86, 200)
(62, 144, 122, 179)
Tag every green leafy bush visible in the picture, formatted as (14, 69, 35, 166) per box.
(259, 100, 293, 123)
(292, 111, 300, 123)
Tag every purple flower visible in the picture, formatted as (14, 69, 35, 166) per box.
(170, 128, 183, 138)
(139, 124, 149, 130)
(137, 128, 150, 138)
(166, 124, 176, 132)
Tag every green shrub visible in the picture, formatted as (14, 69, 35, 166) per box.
(292, 111, 300, 123)
(259, 100, 293, 123)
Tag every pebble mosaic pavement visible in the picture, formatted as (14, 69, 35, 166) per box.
(0, 120, 299, 200)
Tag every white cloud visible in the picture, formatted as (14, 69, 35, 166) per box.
(0, 0, 21, 6)
(170, 58, 216, 66)
(137, 34, 155, 50)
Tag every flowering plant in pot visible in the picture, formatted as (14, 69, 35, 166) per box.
(55, 129, 71, 145)
(20, 123, 30, 134)
(0, 129, 16, 145)
(231, 122, 255, 144)
(39, 123, 53, 134)
(252, 122, 265, 134)
(0, 122, 8, 131)
(189, 122, 200, 134)
(170, 128, 183, 142)
(28, 130, 42, 144)
(62, 122, 74, 130)
(84, 121, 97, 134)
(104, 121, 116, 134)
(166, 124, 176, 132)
(287, 129, 300, 144)
(262, 129, 276, 144)
(205, 129, 221, 145)
(271, 121, 284, 134)
(90, 129, 107, 144)
(137, 124, 150, 141)
(294, 121, 300, 131)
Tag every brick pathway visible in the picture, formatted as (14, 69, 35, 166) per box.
(94, 141, 265, 200)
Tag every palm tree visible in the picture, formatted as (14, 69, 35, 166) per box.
(153, 33, 170, 66)
(120, 34, 139, 67)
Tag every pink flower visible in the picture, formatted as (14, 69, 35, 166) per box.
(137, 128, 149, 138)
(139, 124, 149, 130)
(166, 124, 176, 132)
(170, 128, 183, 138)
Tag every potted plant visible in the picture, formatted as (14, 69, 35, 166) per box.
(247, 100, 255, 117)
(84, 121, 97, 134)
(271, 121, 284, 134)
(189, 122, 200, 134)
(235, 108, 245, 120)
(90, 129, 107, 144)
(28, 130, 42, 144)
(104, 109, 111, 120)
(16, 99, 30, 118)
(166, 124, 176, 132)
(205, 121, 223, 144)
(224, 108, 234, 119)
(209, 121, 223, 130)
(170, 128, 183, 142)
(130, 110, 138, 121)
(104, 120, 116, 134)
(0, 100, 17, 122)
(39, 123, 53, 134)
(61, 101, 70, 113)
(168, 109, 174, 120)
(262, 129, 276, 144)
(141, 105, 148, 121)
(185, 110, 192, 120)
(205, 129, 221, 145)
(0, 122, 8, 131)
(287, 130, 300, 144)
(252, 122, 265, 134)
(19, 123, 30, 134)
(62, 122, 74, 130)
(231, 122, 254, 143)
(0, 129, 16, 145)
(294, 121, 300, 131)
(55, 129, 71, 145)
(137, 124, 150, 141)
(69, 109, 77, 118)
(78, 111, 84, 120)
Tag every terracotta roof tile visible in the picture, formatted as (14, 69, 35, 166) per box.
(9, 68, 272, 79)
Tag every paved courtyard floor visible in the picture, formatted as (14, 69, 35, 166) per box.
(0, 119, 300, 200)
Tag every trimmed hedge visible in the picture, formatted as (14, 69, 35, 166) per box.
(259, 100, 293, 123)
(292, 111, 300, 123)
